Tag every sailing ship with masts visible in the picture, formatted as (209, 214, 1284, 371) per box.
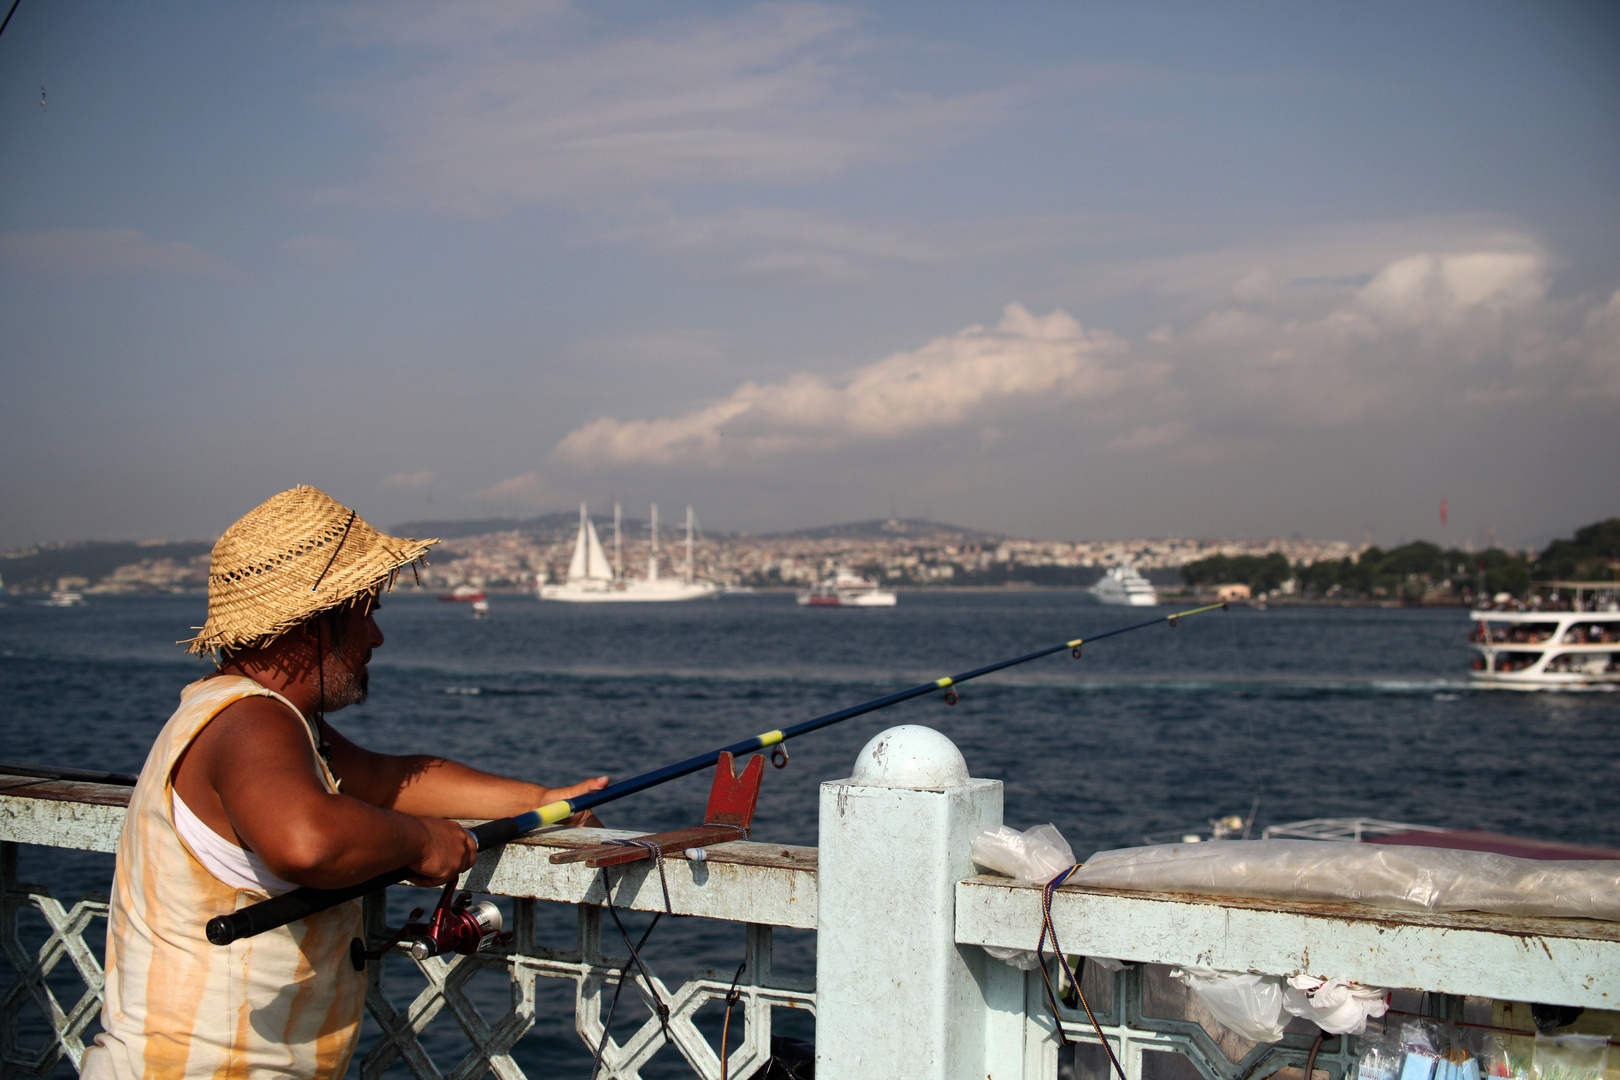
(538, 503, 721, 602)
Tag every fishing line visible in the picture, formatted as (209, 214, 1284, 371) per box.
(1223, 604, 1266, 838)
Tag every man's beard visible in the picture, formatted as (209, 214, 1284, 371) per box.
(319, 652, 369, 710)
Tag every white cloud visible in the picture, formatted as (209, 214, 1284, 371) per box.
(1107, 422, 1189, 451)
(607, 207, 950, 283)
(474, 471, 555, 507)
(1148, 246, 1592, 431)
(0, 230, 240, 278)
(316, 2, 1005, 215)
(554, 303, 1138, 466)
(553, 241, 1619, 472)
(1066, 215, 1544, 315)
(381, 470, 435, 490)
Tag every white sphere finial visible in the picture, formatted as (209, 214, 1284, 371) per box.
(850, 725, 969, 790)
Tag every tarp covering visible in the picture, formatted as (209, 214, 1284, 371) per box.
(1069, 840, 1620, 921)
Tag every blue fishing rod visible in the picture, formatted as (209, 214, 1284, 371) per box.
(207, 600, 1228, 945)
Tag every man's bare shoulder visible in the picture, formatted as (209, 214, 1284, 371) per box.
(190, 692, 320, 779)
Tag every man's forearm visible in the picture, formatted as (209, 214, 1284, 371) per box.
(367, 755, 548, 819)
(250, 793, 443, 890)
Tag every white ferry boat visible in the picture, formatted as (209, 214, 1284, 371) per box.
(1091, 564, 1158, 606)
(539, 504, 720, 603)
(1469, 581, 1620, 689)
(796, 567, 897, 607)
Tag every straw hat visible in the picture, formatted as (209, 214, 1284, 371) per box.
(184, 485, 437, 658)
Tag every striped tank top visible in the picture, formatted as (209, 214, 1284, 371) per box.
(82, 675, 364, 1079)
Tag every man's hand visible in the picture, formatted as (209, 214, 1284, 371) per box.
(405, 817, 479, 886)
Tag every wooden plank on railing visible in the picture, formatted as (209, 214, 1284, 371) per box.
(463, 825, 820, 929)
(0, 778, 129, 853)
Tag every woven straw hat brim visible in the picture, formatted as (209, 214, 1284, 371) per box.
(183, 486, 437, 658)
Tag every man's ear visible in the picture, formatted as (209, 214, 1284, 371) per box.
(292, 618, 322, 649)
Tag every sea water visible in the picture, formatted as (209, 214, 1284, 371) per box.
(2, 592, 1616, 1076)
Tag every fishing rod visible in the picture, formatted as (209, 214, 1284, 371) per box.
(206, 601, 1228, 946)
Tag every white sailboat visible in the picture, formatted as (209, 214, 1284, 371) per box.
(537, 504, 616, 601)
(538, 503, 720, 603)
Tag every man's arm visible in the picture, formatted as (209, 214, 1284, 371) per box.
(321, 725, 609, 818)
(174, 697, 476, 890)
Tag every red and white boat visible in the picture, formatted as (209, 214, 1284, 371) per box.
(796, 568, 897, 607)
(439, 585, 486, 602)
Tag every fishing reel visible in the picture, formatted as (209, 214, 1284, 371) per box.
(350, 879, 511, 970)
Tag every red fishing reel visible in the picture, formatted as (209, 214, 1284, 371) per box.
(350, 880, 511, 970)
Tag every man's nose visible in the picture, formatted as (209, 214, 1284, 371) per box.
(368, 615, 385, 648)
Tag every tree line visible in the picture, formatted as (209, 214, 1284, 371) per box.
(1179, 518, 1620, 602)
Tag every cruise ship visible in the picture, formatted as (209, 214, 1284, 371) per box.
(1090, 564, 1158, 606)
(1469, 581, 1620, 689)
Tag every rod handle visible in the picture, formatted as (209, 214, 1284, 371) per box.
(204, 870, 401, 945)
(206, 821, 520, 945)
(468, 817, 525, 848)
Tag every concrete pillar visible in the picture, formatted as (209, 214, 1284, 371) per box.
(815, 724, 1003, 1079)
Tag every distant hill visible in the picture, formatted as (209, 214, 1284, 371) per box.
(388, 513, 1004, 545)
(387, 509, 739, 542)
(0, 540, 212, 592)
(389, 511, 581, 541)
(759, 518, 1006, 542)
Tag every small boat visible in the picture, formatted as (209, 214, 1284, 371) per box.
(43, 591, 85, 607)
(1091, 564, 1158, 606)
(796, 568, 897, 607)
(439, 585, 486, 602)
(1468, 581, 1620, 689)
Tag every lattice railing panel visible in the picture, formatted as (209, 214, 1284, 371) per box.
(1045, 962, 1358, 1080)
(1, 842, 109, 1079)
(358, 892, 815, 1080)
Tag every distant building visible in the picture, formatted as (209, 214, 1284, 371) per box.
(1211, 583, 1251, 601)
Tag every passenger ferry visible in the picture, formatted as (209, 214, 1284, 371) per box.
(1469, 581, 1620, 689)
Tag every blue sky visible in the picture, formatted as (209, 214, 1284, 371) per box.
(1, 1, 1616, 549)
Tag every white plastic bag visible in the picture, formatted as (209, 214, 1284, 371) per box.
(1533, 1034, 1610, 1080)
(971, 823, 1075, 884)
(971, 823, 1077, 968)
(1282, 976, 1389, 1035)
(1169, 967, 1288, 1043)
(984, 944, 1044, 969)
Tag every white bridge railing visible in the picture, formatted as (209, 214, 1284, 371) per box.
(4, 726, 1618, 1079)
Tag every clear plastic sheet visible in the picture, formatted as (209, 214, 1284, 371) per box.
(1068, 840, 1620, 921)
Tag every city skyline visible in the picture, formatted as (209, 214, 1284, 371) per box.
(2, 3, 1616, 550)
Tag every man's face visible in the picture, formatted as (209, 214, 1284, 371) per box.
(318, 595, 385, 711)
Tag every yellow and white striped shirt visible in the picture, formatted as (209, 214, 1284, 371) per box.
(83, 675, 364, 1079)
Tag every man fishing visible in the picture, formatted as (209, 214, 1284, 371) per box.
(82, 485, 608, 1080)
